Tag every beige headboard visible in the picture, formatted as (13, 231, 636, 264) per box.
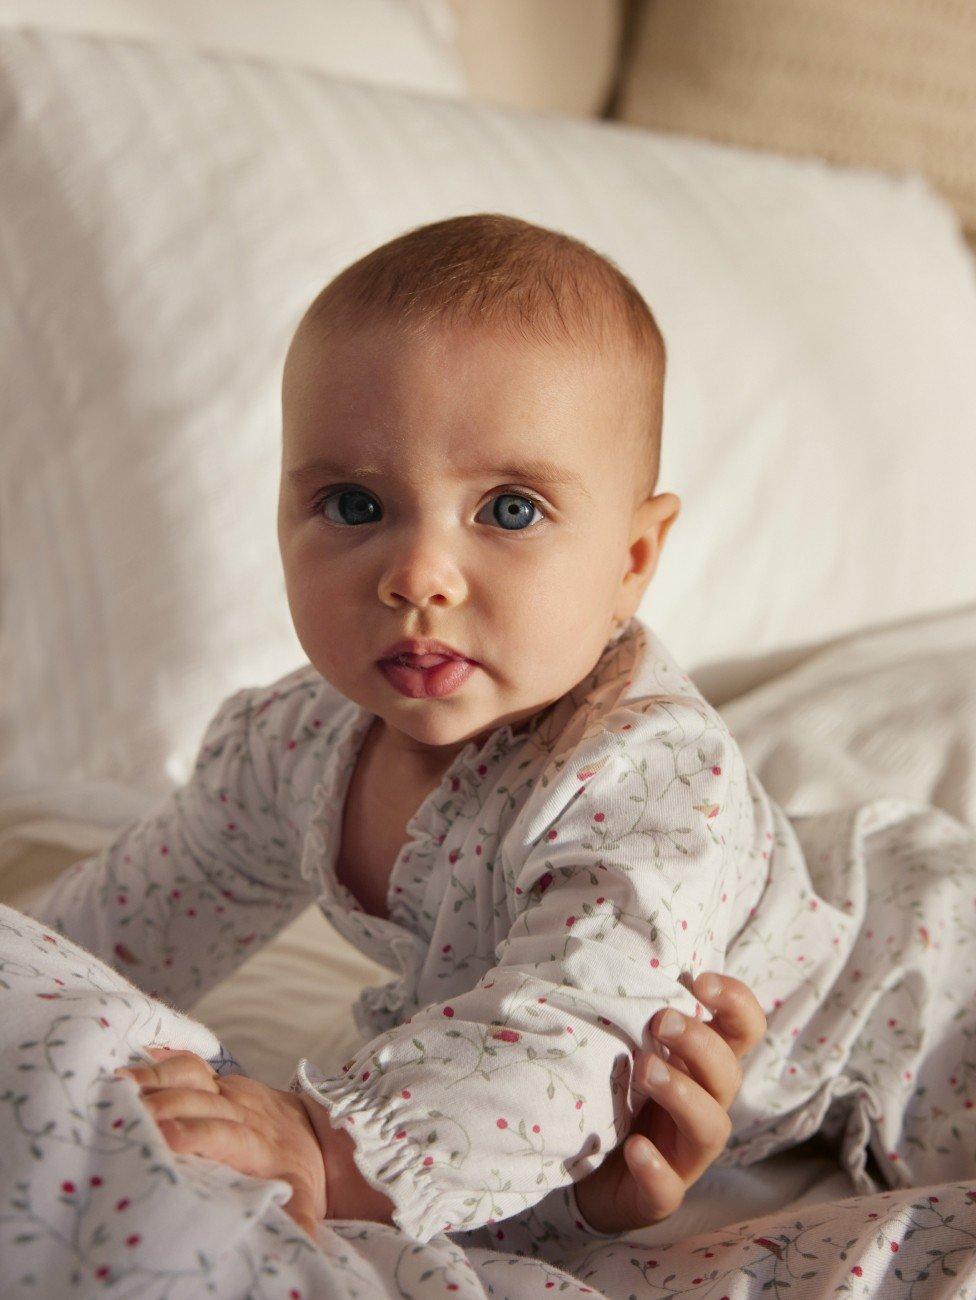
(449, 0, 976, 256)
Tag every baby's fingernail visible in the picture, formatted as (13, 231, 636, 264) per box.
(645, 1057, 669, 1087)
(696, 974, 722, 1002)
(629, 1138, 661, 1167)
(657, 1010, 684, 1040)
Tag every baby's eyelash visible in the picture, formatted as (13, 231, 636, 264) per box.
(312, 485, 549, 518)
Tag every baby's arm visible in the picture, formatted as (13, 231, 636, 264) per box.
(289, 700, 749, 1244)
(18, 683, 318, 1011)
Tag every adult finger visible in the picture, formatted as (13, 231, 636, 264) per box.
(693, 972, 768, 1057)
(115, 1050, 220, 1094)
(645, 1008, 743, 1111)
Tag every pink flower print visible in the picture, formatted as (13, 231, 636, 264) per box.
(593, 812, 605, 822)
(113, 943, 140, 965)
(537, 872, 554, 894)
(477, 764, 487, 776)
(496, 1118, 508, 1129)
(532, 1124, 541, 1133)
(61, 1181, 76, 1195)
(649, 957, 660, 967)
(401, 1089, 411, 1099)
(451, 777, 460, 792)
(565, 915, 576, 926)
(546, 829, 557, 840)
(443, 1006, 455, 1017)
(125, 1235, 141, 1248)
(423, 1155, 434, 1166)
(442, 943, 452, 953)
(711, 766, 722, 775)
(492, 1029, 520, 1043)
(115, 1198, 130, 1211)
(90, 1176, 102, 1186)
(448, 851, 458, 864)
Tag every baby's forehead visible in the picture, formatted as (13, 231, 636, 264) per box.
(285, 314, 649, 459)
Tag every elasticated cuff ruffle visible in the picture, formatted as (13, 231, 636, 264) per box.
(292, 1056, 481, 1243)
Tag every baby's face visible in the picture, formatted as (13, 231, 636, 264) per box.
(277, 317, 678, 764)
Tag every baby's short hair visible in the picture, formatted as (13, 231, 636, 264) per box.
(295, 213, 666, 498)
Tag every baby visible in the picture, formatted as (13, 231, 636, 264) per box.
(14, 213, 976, 1291)
(27, 212, 771, 1248)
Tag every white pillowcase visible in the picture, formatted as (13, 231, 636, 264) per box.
(2, 27, 976, 804)
(0, 0, 465, 96)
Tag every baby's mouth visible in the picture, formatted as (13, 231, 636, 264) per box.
(385, 653, 455, 668)
(378, 655, 477, 699)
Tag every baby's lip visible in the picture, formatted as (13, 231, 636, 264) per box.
(377, 637, 474, 663)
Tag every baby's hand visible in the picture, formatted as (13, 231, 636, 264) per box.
(114, 1047, 327, 1239)
(573, 972, 766, 1234)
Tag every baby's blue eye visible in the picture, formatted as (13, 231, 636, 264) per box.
(316, 489, 545, 532)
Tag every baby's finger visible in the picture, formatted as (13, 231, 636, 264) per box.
(115, 1050, 220, 1094)
(620, 1135, 687, 1225)
(632, 1054, 732, 1183)
(647, 1009, 742, 1111)
(155, 1114, 271, 1178)
(138, 1085, 243, 1128)
(693, 972, 767, 1058)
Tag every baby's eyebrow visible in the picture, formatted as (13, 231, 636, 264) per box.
(287, 456, 589, 496)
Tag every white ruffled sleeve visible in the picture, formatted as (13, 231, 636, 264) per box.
(290, 698, 751, 1244)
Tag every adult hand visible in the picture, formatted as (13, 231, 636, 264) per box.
(573, 971, 767, 1234)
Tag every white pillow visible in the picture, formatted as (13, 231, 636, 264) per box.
(2, 26, 976, 804)
(0, 0, 465, 97)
